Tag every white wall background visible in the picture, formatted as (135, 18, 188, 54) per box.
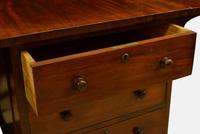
(0, 17, 199, 134)
(169, 16, 200, 134)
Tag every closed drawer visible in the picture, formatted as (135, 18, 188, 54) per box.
(21, 24, 195, 116)
(86, 109, 168, 134)
(29, 82, 167, 134)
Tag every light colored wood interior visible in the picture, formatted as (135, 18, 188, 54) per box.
(21, 51, 38, 115)
(27, 24, 190, 62)
(165, 24, 189, 35)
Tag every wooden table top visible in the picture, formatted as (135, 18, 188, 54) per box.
(0, 0, 200, 48)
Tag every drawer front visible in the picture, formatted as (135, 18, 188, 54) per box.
(29, 83, 166, 133)
(86, 109, 168, 134)
(21, 24, 195, 116)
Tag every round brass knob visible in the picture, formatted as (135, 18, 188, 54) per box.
(121, 53, 130, 63)
(133, 127, 144, 134)
(134, 89, 146, 99)
(74, 77, 87, 91)
(160, 57, 173, 68)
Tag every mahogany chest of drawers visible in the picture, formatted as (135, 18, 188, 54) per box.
(0, 1, 200, 134)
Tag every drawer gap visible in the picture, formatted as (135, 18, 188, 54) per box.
(21, 24, 195, 116)
(26, 24, 187, 62)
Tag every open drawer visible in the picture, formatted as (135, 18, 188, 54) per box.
(21, 24, 196, 115)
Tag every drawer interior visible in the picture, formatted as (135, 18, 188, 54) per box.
(26, 24, 188, 61)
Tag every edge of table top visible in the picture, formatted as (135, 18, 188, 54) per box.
(0, 1, 200, 48)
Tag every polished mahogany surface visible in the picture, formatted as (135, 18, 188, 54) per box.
(0, 0, 200, 48)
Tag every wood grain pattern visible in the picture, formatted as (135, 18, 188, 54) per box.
(29, 83, 167, 134)
(21, 24, 195, 116)
(28, 82, 173, 134)
(0, 1, 199, 134)
(0, 0, 200, 48)
(9, 47, 31, 134)
(21, 51, 37, 115)
(86, 108, 167, 134)
(68, 81, 172, 134)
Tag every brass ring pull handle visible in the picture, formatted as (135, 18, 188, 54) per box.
(133, 127, 144, 134)
(74, 77, 87, 91)
(134, 89, 146, 99)
(160, 57, 173, 68)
